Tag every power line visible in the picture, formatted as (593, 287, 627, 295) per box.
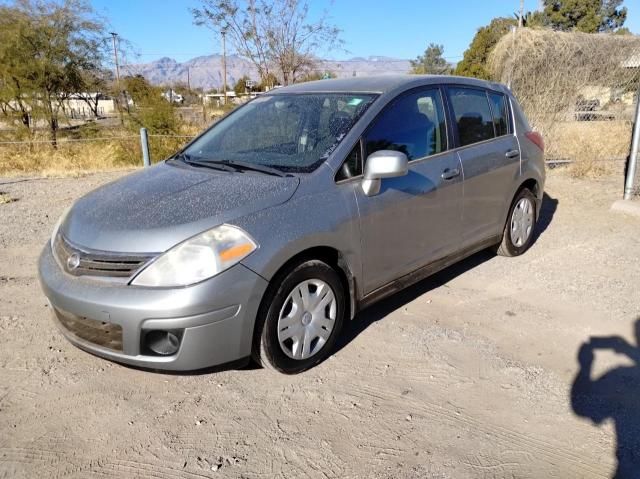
(127, 55, 464, 63)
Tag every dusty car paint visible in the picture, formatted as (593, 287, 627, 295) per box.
(38, 75, 545, 371)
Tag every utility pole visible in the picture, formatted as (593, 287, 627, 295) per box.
(187, 67, 191, 91)
(519, 0, 525, 27)
(221, 28, 228, 106)
(109, 32, 121, 83)
(624, 90, 640, 200)
(109, 32, 123, 124)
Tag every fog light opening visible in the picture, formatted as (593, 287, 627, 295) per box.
(145, 330, 180, 356)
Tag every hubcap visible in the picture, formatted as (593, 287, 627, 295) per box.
(510, 197, 534, 247)
(277, 279, 337, 360)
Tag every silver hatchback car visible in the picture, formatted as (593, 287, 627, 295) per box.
(39, 75, 545, 374)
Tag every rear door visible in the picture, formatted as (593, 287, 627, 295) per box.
(348, 87, 463, 294)
(446, 86, 520, 246)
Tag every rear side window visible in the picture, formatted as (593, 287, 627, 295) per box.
(488, 92, 510, 137)
(448, 87, 496, 147)
(364, 88, 447, 162)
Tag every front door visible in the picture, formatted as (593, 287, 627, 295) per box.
(353, 87, 463, 295)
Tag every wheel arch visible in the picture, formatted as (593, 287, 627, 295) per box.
(501, 177, 542, 229)
(258, 246, 357, 322)
(520, 177, 541, 200)
(517, 177, 542, 221)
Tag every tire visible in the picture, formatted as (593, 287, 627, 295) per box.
(252, 259, 346, 374)
(495, 188, 537, 257)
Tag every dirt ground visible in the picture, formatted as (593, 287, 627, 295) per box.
(1, 169, 639, 479)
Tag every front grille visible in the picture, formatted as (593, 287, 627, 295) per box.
(54, 307, 123, 351)
(54, 234, 154, 279)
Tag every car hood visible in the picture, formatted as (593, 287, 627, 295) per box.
(61, 162, 300, 253)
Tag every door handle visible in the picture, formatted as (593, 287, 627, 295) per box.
(505, 149, 520, 159)
(441, 168, 461, 180)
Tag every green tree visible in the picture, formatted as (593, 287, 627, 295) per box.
(410, 43, 452, 75)
(0, 7, 34, 132)
(123, 75, 156, 104)
(614, 26, 632, 35)
(257, 72, 280, 91)
(233, 75, 250, 95)
(455, 17, 517, 79)
(542, 0, 627, 33)
(514, 10, 547, 27)
(297, 70, 336, 82)
(0, 0, 108, 146)
(122, 75, 177, 134)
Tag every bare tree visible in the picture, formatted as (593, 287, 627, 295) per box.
(192, 0, 342, 85)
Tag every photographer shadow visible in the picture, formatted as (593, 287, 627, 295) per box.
(571, 318, 640, 479)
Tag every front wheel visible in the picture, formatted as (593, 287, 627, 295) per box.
(495, 188, 537, 257)
(252, 260, 346, 374)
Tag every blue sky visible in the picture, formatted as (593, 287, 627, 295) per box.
(91, 0, 640, 65)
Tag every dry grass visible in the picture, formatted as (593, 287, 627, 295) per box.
(0, 192, 17, 204)
(490, 29, 640, 138)
(490, 29, 639, 179)
(545, 120, 631, 178)
(0, 141, 135, 177)
(0, 134, 193, 177)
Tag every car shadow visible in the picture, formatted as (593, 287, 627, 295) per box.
(534, 192, 558, 241)
(333, 248, 495, 356)
(571, 318, 640, 478)
(334, 191, 558, 356)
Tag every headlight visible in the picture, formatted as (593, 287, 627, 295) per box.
(51, 206, 72, 247)
(131, 224, 257, 287)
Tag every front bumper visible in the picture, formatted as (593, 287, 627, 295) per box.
(38, 243, 268, 371)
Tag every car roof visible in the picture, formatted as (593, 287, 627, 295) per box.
(268, 75, 510, 95)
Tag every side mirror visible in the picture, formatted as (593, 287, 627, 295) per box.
(361, 150, 409, 196)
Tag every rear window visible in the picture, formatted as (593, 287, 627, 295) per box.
(488, 92, 510, 137)
(448, 87, 496, 147)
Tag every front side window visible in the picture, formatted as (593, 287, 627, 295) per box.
(488, 92, 510, 137)
(335, 143, 362, 181)
(448, 87, 496, 147)
(184, 93, 377, 173)
(363, 88, 447, 162)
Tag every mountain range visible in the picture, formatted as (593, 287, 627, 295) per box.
(122, 55, 412, 90)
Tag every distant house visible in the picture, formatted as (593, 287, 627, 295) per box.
(202, 91, 238, 106)
(574, 53, 640, 114)
(162, 89, 184, 104)
(63, 93, 116, 118)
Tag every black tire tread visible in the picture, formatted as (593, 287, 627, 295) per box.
(252, 259, 345, 374)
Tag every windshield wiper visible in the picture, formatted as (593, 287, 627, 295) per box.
(173, 154, 289, 177)
(173, 153, 236, 172)
(221, 160, 289, 177)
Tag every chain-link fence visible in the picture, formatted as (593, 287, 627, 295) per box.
(490, 28, 640, 193)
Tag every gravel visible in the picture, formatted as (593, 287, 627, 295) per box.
(0, 169, 638, 478)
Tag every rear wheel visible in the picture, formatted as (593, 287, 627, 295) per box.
(495, 188, 537, 257)
(252, 260, 345, 374)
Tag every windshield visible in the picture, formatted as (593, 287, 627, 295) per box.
(183, 93, 377, 173)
